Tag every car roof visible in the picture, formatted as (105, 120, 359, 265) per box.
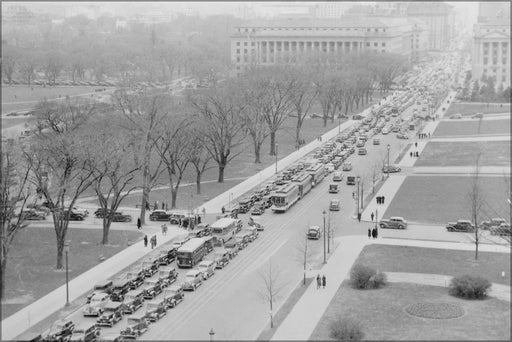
(390, 216, 404, 220)
(309, 226, 320, 230)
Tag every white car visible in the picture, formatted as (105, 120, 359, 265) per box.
(83, 293, 110, 317)
(325, 163, 335, 173)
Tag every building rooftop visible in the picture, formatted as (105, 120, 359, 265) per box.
(236, 16, 412, 29)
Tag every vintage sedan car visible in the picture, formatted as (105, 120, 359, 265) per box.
(83, 293, 110, 317)
(214, 249, 230, 269)
(111, 212, 132, 222)
(126, 268, 145, 290)
(250, 206, 265, 216)
(149, 210, 171, 221)
(143, 299, 167, 323)
(446, 220, 475, 232)
(110, 276, 131, 302)
(234, 233, 250, 250)
(490, 223, 511, 236)
(197, 260, 216, 280)
(396, 133, 409, 139)
(122, 289, 145, 314)
(141, 279, 162, 299)
(342, 162, 352, 171)
(471, 112, 484, 119)
(97, 301, 124, 327)
(191, 224, 211, 238)
(480, 218, 508, 230)
(67, 322, 99, 342)
(63, 210, 85, 221)
(182, 269, 203, 291)
(71, 207, 89, 218)
(86, 280, 113, 303)
(169, 212, 187, 225)
(379, 217, 408, 229)
(449, 113, 462, 119)
(120, 315, 148, 339)
(382, 165, 402, 173)
(19, 210, 47, 220)
(45, 319, 75, 342)
(358, 147, 367, 155)
(162, 285, 185, 309)
(142, 257, 159, 277)
(94, 208, 111, 218)
(158, 247, 177, 266)
(158, 266, 178, 288)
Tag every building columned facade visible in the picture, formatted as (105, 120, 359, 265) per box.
(471, 2, 510, 87)
(406, 2, 455, 51)
(230, 17, 418, 74)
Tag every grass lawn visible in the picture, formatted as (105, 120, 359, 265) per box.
(416, 141, 510, 166)
(1, 227, 143, 319)
(309, 282, 510, 341)
(383, 175, 510, 224)
(1, 116, 37, 130)
(445, 102, 511, 116)
(433, 118, 510, 137)
(355, 244, 510, 285)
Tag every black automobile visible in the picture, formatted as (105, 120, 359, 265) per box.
(63, 210, 85, 221)
(68, 322, 99, 342)
(19, 210, 46, 220)
(149, 210, 171, 221)
(94, 208, 111, 218)
(45, 319, 75, 342)
(112, 212, 132, 222)
(110, 277, 131, 302)
(162, 285, 185, 309)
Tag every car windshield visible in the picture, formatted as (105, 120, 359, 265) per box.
(127, 318, 139, 325)
(91, 296, 103, 303)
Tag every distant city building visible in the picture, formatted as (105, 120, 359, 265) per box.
(230, 17, 419, 74)
(311, 2, 349, 18)
(406, 2, 455, 51)
(471, 2, 510, 87)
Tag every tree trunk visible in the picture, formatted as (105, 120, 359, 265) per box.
(171, 188, 178, 209)
(217, 164, 225, 183)
(1, 253, 7, 299)
(140, 186, 148, 225)
(295, 116, 303, 149)
(56, 238, 64, 270)
(269, 132, 276, 156)
(254, 142, 262, 164)
(323, 116, 328, 127)
(196, 171, 202, 195)
(101, 217, 112, 245)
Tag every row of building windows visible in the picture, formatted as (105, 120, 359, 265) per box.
(236, 41, 386, 53)
(483, 57, 508, 65)
(238, 27, 387, 33)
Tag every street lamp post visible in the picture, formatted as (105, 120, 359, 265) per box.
(209, 328, 215, 342)
(322, 210, 326, 264)
(64, 241, 70, 306)
(387, 144, 391, 179)
(338, 115, 341, 133)
(275, 143, 278, 174)
(356, 176, 360, 220)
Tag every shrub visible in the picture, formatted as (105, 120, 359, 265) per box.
(350, 264, 387, 289)
(329, 317, 364, 341)
(449, 275, 492, 300)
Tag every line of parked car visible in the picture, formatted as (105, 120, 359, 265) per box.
(37, 216, 265, 342)
(446, 218, 511, 236)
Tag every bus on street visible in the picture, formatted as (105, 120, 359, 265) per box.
(211, 218, 238, 245)
(177, 238, 206, 268)
(306, 163, 325, 187)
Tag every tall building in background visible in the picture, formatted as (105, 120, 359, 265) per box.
(311, 2, 349, 18)
(406, 1, 455, 51)
(472, 2, 510, 87)
(230, 17, 416, 74)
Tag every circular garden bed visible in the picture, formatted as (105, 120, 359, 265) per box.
(405, 302, 465, 319)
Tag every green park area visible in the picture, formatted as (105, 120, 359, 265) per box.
(433, 117, 510, 137)
(2, 227, 142, 319)
(445, 102, 510, 116)
(309, 244, 510, 341)
(1, 85, 113, 114)
(415, 141, 510, 167)
(383, 175, 510, 224)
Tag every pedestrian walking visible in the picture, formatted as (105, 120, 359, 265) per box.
(154, 201, 158, 211)
(410, 151, 413, 158)
(316, 274, 321, 289)
(382, 196, 385, 204)
(161, 202, 165, 210)
(415, 142, 418, 147)
(145, 202, 150, 211)
(371, 228, 376, 239)
(415, 151, 419, 157)
(375, 228, 379, 239)
(153, 235, 157, 247)
(371, 212, 374, 222)
(352, 191, 355, 199)
(221, 206, 226, 214)
(357, 212, 361, 222)
(143, 235, 148, 247)
(368, 228, 371, 239)
(322, 275, 326, 289)
(161, 224, 166, 235)
(376, 196, 380, 204)
(137, 217, 141, 230)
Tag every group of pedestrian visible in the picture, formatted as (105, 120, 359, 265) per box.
(317, 136, 323, 142)
(143, 235, 158, 248)
(409, 151, 420, 158)
(316, 274, 327, 289)
(368, 227, 379, 239)
(418, 132, 430, 139)
(376, 196, 386, 205)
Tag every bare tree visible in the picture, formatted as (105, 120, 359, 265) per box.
(0, 142, 32, 298)
(27, 98, 97, 269)
(257, 259, 286, 329)
(289, 68, 318, 149)
(189, 125, 214, 195)
(153, 116, 192, 208)
(295, 231, 314, 286)
(188, 84, 246, 182)
(468, 154, 484, 260)
(114, 89, 167, 224)
(87, 122, 140, 244)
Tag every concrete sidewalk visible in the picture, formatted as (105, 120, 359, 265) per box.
(1, 223, 186, 340)
(360, 176, 406, 222)
(271, 236, 510, 341)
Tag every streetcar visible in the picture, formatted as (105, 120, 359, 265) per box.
(271, 183, 300, 213)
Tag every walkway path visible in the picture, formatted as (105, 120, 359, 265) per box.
(271, 236, 510, 340)
(360, 176, 406, 222)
